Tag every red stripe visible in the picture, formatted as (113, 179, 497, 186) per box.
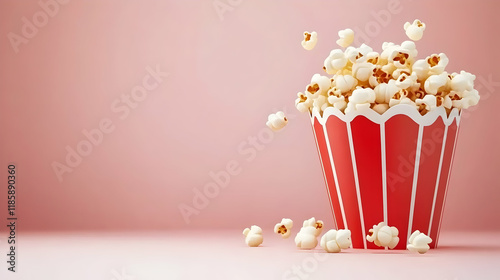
(350, 116, 384, 249)
(429, 120, 458, 248)
(312, 117, 344, 230)
(411, 119, 446, 236)
(385, 115, 419, 249)
(325, 116, 364, 248)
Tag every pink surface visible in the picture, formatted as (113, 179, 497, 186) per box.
(0, 0, 499, 234)
(1, 230, 500, 279)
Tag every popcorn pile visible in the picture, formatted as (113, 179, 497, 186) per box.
(244, 219, 432, 254)
(296, 20, 480, 116)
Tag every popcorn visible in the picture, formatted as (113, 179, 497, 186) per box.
(450, 71, 476, 92)
(336, 28, 354, 48)
(451, 89, 480, 109)
(437, 94, 453, 109)
(301, 31, 318, 50)
(320, 229, 352, 253)
(352, 62, 374, 82)
(365, 51, 380, 64)
(294, 226, 318, 250)
(313, 95, 329, 112)
(335, 74, 358, 93)
(302, 217, 324, 237)
(266, 111, 288, 131)
(274, 218, 293, 239)
(327, 88, 347, 111)
(374, 80, 399, 104)
(427, 53, 449, 75)
(346, 44, 373, 63)
(404, 19, 426, 41)
(407, 230, 432, 254)
(243, 225, 263, 247)
(395, 71, 419, 90)
(424, 72, 449, 95)
(369, 66, 391, 88)
(324, 49, 348, 75)
(411, 59, 431, 81)
(372, 103, 389, 114)
(306, 74, 332, 99)
(366, 222, 400, 249)
(416, 95, 437, 114)
(389, 89, 417, 108)
(295, 92, 313, 113)
(293, 22, 480, 116)
(345, 87, 376, 114)
(388, 41, 418, 68)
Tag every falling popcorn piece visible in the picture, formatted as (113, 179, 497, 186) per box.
(301, 31, 318, 50)
(243, 225, 263, 247)
(266, 111, 288, 131)
(404, 19, 426, 41)
(407, 230, 432, 254)
(366, 222, 400, 249)
(336, 28, 354, 48)
(320, 229, 352, 253)
(274, 218, 294, 239)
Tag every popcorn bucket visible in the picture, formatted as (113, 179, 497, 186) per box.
(310, 105, 461, 249)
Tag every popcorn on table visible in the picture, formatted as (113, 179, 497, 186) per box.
(274, 218, 293, 239)
(366, 222, 399, 249)
(407, 230, 432, 254)
(302, 31, 317, 50)
(320, 229, 352, 253)
(295, 226, 318, 250)
(266, 111, 288, 131)
(294, 20, 479, 116)
(243, 225, 263, 247)
(294, 217, 324, 249)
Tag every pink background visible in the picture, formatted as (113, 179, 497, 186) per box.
(0, 0, 499, 233)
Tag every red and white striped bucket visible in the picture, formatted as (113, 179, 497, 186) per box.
(310, 105, 461, 249)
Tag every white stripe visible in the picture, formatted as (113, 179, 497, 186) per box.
(407, 125, 424, 244)
(310, 119, 338, 230)
(380, 123, 388, 251)
(380, 123, 388, 225)
(322, 123, 348, 232)
(346, 122, 367, 249)
(435, 125, 460, 248)
(428, 125, 448, 236)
